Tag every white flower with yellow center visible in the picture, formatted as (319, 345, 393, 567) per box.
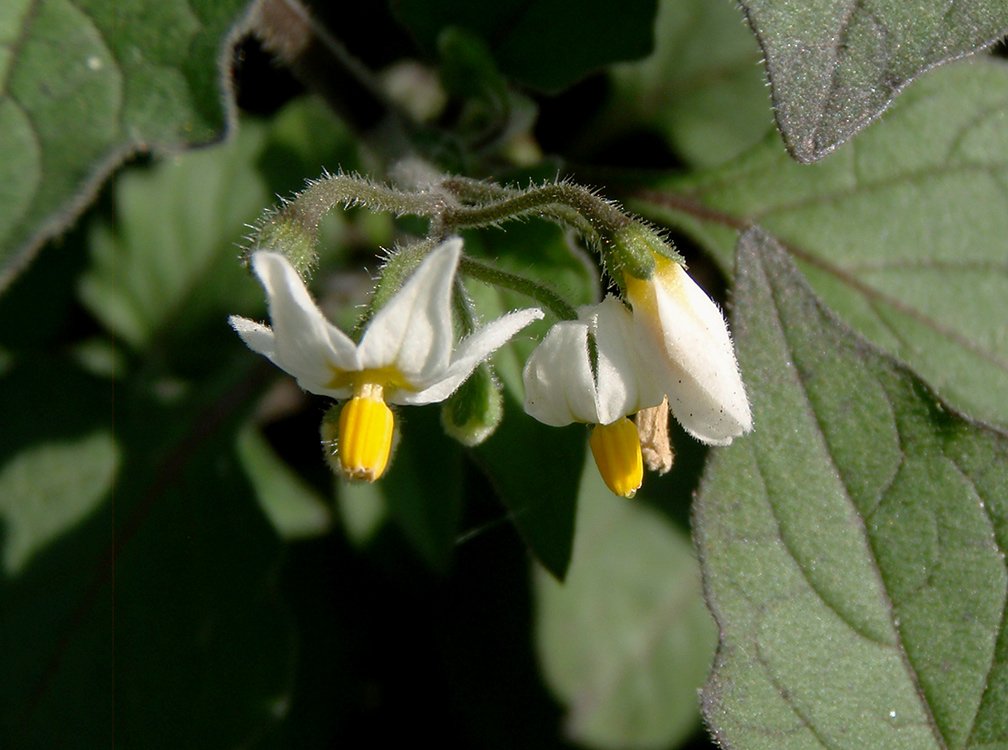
(623, 254, 751, 446)
(230, 237, 543, 481)
(523, 296, 664, 498)
(523, 258, 751, 496)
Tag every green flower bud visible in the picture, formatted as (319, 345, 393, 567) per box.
(251, 204, 319, 279)
(440, 362, 503, 447)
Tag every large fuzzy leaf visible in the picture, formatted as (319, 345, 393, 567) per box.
(697, 227, 1008, 749)
(738, 0, 1008, 161)
(0, 0, 253, 290)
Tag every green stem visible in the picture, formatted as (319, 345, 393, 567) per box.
(282, 172, 443, 231)
(440, 176, 518, 203)
(441, 182, 629, 242)
(441, 176, 602, 244)
(459, 256, 578, 321)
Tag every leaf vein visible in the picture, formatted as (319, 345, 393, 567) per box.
(0, 0, 40, 95)
(946, 453, 1008, 748)
(763, 262, 951, 749)
(786, 243, 1008, 376)
(753, 163, 1008, 219)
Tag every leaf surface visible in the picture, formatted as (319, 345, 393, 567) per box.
(467, 222, 599, 579)
(0, 0, 252, 290)
(0, 357, 293, 748)
(79, 99, 358, 354)
(535, 462, 715, 749)
(738, 0, 1008, 161)
(606, 0, 771, 167)
(696, 227, 1008, 749)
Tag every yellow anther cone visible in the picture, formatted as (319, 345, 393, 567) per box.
(338, 385, 395, 482)
(589, 418, 644, 498)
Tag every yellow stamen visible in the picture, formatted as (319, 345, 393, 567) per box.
(328, 365, 413, 393)
(338, 383, 395, 481)
(589, 418, 644, 498)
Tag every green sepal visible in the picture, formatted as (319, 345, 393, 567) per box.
(440, 361, 504, 447)
(609, 222, 682, 287)
(248, 204, 320, 280)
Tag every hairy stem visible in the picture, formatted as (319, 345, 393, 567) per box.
(441, 182, 630, 244)
(459, 256, 578, 321)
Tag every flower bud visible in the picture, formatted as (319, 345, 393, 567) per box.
(251, 205, 319, 279)
(440, 362, 503, 447)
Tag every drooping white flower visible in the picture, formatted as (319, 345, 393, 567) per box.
(522, 296, 664, 497)
(523, 296, 663, 427)
(521, 258, 751, 496)
(230, 237, 543, 480)
(624, 255, 751, 446)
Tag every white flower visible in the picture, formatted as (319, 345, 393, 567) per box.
(522, 296, 662, 497)
(230, 237, 543, 480)
(624, 255, 751, 446)
(521, 258, 751, 496)
(523, 296, 662, 427)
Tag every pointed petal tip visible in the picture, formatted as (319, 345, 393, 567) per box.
(229, 315, 277, 359)
(248, 249, 287, 276)
(684, 399, 753, 447)
(422, 236, 463, 273)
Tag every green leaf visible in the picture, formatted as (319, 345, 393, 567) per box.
(112, 365, 293, 747)
(605, 0, 771, 167)
(632, 59, 1008, 429)
(535, 462, 715, 749)
(696, 227, 1008, 749)
(393, 0, 659, 92)
(336, 478, 390, 547)
(0, 430, 118, 576)
(236, 424, 332, 540)
(79, 122, 268, 350)
(370, 404, 465, 571)
(0, 359, 115, 746)
(79, 98, 356, 354)
(474, 382, 585, 581)
(0, 0, 254, 290)
(737, 0, 1008, 161)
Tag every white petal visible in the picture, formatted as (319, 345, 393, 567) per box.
(521, 298, 664, 427)
(251, 251, 360, 393)
(590, 296, 665, 425)
(400, 307, 544, 405)
(229, 316, 277, 363)
(522, 319, 599, 425)
(357, 238, 460, 379)
(632, 262, 752, 445)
